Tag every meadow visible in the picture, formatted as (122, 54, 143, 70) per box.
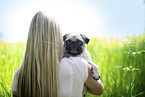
(0, 34, 145, 97)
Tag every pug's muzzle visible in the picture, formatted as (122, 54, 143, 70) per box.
(65, 40, 83, 55)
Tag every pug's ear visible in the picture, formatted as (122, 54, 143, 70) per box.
(80, 34, 90, 44)
(63, 33, 70, 41)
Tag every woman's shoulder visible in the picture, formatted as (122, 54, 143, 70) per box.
(61, 57, 88, 66)
(62, 56, 87, 62)
(60, 57, 89, 82)
(13, 67, 21, 83)
(14, 67, 20, 76)
(12, 67, 20, 94)
(62, 57, 88, 71)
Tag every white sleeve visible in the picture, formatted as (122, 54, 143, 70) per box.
(12, 68, 19, 94)
(71, 57, 89, 83)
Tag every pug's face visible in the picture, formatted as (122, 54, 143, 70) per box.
(63, 33, 89, 56)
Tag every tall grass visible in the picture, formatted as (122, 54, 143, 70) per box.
(0, 41, 25, 97)
(0, 35, 145, 97)
(86, 35, 145, 97)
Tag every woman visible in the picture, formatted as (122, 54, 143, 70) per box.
(12, 11, 103, 97)
(12, 11, 63, 97)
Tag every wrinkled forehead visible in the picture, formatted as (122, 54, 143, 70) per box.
(66, 34, 84, 41)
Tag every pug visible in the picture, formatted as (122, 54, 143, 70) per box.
(63, 33, 101, 80)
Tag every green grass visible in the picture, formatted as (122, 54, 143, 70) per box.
(86, 35, 145, 97)
(0, 41, 25, 97)
(0, 35, 145, 97)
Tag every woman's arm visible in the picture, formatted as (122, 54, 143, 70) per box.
(85, 65, 104, 95)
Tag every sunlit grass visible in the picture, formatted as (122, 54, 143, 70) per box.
(0, 34, 145, 97)
(86, 35, 145, 97)
(0, 41, 25, 97)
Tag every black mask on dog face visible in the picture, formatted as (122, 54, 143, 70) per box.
(65, 39, 83, 56)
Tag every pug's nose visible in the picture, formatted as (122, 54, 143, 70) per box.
(72, 41, 77, 46)
(72, 41, 75, 44)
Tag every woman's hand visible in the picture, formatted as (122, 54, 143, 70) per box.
(85, 65, 104, 95)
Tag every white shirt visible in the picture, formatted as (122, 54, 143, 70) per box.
(12, 67, 20, 95)
(59, 57, 88, 97)
(12, 57, 88, 97)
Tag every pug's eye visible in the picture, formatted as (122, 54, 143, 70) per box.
(65, 40, 72, 45)
(77, 39, 83, 46)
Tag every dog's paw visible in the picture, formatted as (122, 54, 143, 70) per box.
(93, 75, 101, 80)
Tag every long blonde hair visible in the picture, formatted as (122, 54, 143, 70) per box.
(17, 11, 63, 97)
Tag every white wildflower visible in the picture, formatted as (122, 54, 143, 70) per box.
(2, 54, 5, 59)
(132, 52, 136, 56)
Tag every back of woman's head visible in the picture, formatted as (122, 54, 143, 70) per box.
(17, 11, 63, 97)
